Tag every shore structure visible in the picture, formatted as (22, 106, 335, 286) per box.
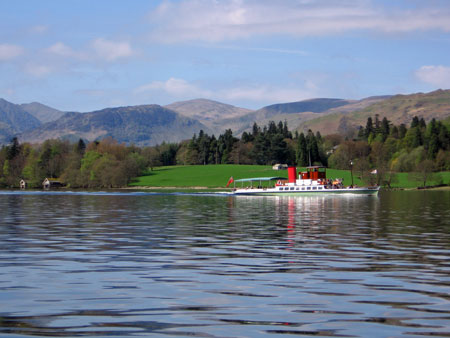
(230, 166, 380, 196)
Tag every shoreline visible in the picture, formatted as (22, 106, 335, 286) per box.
(124, 186, 226, 190)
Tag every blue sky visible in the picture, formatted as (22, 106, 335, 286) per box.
(1, 0, 450, 112)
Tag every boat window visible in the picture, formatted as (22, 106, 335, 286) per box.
(279, 188, 283, 191)
(290, 187, 294, 190)
(313, 187, 317, 190)
(307, 187, 311, 190)
(318, 187, 322, 190)
(296, 187, 299, 190)
(302, 187, 305, 191)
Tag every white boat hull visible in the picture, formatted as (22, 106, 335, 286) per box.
(232, 186, 380, 196)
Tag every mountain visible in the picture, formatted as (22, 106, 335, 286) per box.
(20, 104, 211, 146)
(165, 98, 252, 134)
(296, 90, 450, 136)
(3, 90, 449, 146)
(20, 102, 64, 123)
(257, 98, 352, 116)
(225, 97, 391, 135)
(0, 99, 42, 144)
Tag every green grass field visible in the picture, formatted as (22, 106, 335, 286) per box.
(130, 164, 450, 189)
(387, 171, 450, 189)
(130, 165, 371, 188)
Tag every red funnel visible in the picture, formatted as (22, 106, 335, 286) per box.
(288, 166, 297, 183)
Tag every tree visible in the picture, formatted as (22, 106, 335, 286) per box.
(7, 137, 21, 161)
(365, 117, 374, 139)
(405, 127, 423, 148)
(381, 117, 390, 141)
(269, 133, 288, 164)
(398, 124, 407, 138)
(296, 133, 308, 166)
(252, 122, 260, 138)
(143, 146, 161, 170)
(411, 159, 436, 188)
(76, 139, 86, 155)
(306, 130, 320, 164)
(410, 116, 419, 128)
(3, 137, 26, 187)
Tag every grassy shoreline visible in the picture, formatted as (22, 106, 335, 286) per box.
(130, 165, 450, 190)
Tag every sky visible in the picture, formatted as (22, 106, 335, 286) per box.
(1, 0, 450, 112)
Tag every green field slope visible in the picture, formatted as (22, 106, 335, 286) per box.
(130, 165, 450, 189)
(130, 165, 367, 188)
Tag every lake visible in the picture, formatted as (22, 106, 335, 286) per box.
(0, 190, 449, 337)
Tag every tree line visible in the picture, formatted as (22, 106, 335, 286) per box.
(330, 115, 450, 186)
(1, 116, 449, 188)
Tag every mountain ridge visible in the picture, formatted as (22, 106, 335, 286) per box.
(296, 89, 450, 136)
(2, 89, 450, 146)
(19, 104, 212, 146)
(0, 99, 42, 144)
(20, 102, 64, 123)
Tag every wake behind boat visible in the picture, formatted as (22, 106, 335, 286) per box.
(229, 166, 379, 196)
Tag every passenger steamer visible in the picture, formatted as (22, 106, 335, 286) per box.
(230, 166, 379, 196)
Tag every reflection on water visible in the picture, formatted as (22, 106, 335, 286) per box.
(0, 190, 449, 337)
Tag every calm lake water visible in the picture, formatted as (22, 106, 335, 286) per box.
(0, 190, 449, 338)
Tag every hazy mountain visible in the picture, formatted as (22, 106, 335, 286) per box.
(20, 102, 64, 123)
(223, 97, 390, 135)
(3, 90, 449, 146)
(0, 98, 42, 144)
(20, 104, 211, 146)
(165, 98, 252, 134)
(257, 98, 352, 116)
(296, 90, 450, 135)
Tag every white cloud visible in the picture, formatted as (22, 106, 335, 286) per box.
(136, 77, 212, 97)
(46, 42, 76, 57)
(29, 25, 49, 34)
(135, 77, 321, 104)
(25, 63, 53, 77)
(91, 38, 134, 61)
(221, 81, 319, 103)
(415, 65, 450, 88)
(0, 44, 23, 61)
(148, 0, 450, 42)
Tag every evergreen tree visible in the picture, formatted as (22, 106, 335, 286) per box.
(365, 117, 374, 139)
(7, 137, 20, 161)
(381, 117, 390, 141)
(398, 124, 407, 138)
(268, 121, 277, 135)
(76, 139, 86, 155)
(283, 120, 291, 138)
(252, 122, 260, 138)
(419, 117, 426, 129)
(241, 131, 253, 143)
(306, 130, 320, 165)
(277, 121, 284, 135)
(411, 116, 419, 128)
(390, 125, 399, 139)
(296, 133, 308, 166)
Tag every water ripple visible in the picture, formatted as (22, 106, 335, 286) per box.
(0, 190, 449, 337)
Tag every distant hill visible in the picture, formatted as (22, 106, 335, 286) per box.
(297, 90, 450, 135)
(3, 90, 449, 146)
(20, 104, 211, 146)
(165, 98, 252, 134)
(20, 102, 64, 123)
(0, 98, 41, 144)
(258, 98, 352, 116)
(228, 96, 391, 135)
